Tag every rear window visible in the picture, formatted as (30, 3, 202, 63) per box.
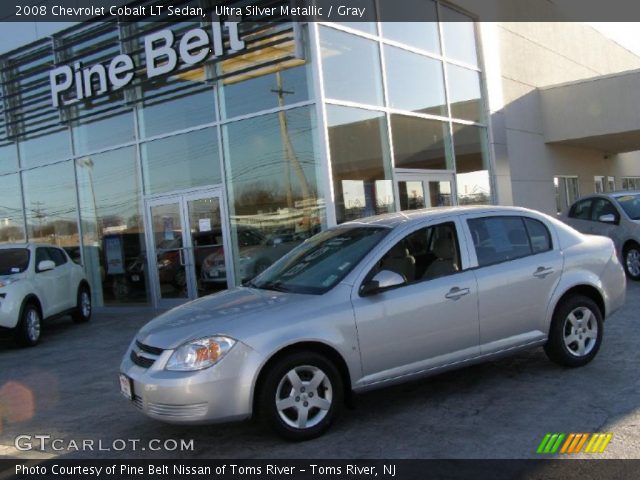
(0, 248, 30, 275)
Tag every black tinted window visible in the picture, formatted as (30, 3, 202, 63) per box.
(0, 248, 30, 274)
(591, 199, 619, 222)
(524, 218, 552, 254)
(47, 247, 68, 266)
(569, 199, 592, 220)
(468, 216, 533, 266)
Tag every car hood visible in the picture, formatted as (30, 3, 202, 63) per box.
(136, 287, 307, 350)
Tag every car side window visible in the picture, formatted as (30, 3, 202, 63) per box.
(35, 247, 53, 272)
(47, 247, 68, 266)
(468, 216, 534, 266)
(591, 198, 619, 223)
(368, 222, 461, 286)
(523, 218, 552, 254)
(569, 199, 592, 220)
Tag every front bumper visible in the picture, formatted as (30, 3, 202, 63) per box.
(119, 340, 262, 425)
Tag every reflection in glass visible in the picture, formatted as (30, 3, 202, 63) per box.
(391, 114, 453, 170)
(142, 127, 221, 195)
(384, 46, 446, 116)
(73, 112, 135, 155)
(19, 130, 71, 169)
(223, 106, 326, 285)
(453, 124, 491, 205)
(76, 146, 147, 306)
(447, 64, 483, 122)
(22, 161, 80, 261)
(399, 181, 426, 211)
(0, 144, 18, 174)
(138, 89, 216, 138)
(429, 181, 453, 207)
(327, 105, 395, 223)
(150, 203, 187, 300)
(0, 174, 25, 243)
(188, 197, 226, 297)
(320, 27, 384, 106)
(379, 0, 439, 53)
(441, 8, 479, 67)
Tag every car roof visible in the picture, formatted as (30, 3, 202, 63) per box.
(340, 205, 542, 229)
(0, 243, 65, 249)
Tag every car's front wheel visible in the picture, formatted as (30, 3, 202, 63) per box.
(544, 295, 603, 367)
(15, 303, 41, 347)
(72, 285, 92, 323)
(259, 352, 343, 440)
(623, 243, 640, 281)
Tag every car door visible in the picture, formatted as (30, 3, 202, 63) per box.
(590, 198, 623, 251)
(48, 247, 74, 310)
(350, 218, 480, 384)
(564, 198, 594, 234)
(462, 214, 563, 353)
(33, 247, 61, 316)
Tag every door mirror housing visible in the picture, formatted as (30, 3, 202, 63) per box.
(360, 270, 406, 296)
(37, 260, 56, 272)
(598, 213, 616, 224)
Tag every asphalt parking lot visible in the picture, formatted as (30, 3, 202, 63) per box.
(0, 282, 639, 460)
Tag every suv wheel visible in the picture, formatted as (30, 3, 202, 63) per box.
(544, 295, 603, 367)
(15, 303, 41, 347)
(72, 285, 92, 323)
(623, 244, 640, 280)
(259, 352, 343, 440)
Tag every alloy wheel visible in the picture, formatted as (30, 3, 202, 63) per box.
(563, 306, 598, 357)
(275, 365, 333, 430)
(626, 248, 640, 277)
(26, 309, 41, 343)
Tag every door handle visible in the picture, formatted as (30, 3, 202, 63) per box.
(445, 287, 470, 301)
(178, 249, 185, 267)
(533, 266, 554, 279)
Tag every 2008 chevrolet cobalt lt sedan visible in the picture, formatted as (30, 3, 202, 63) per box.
(120, 206, 626, 440)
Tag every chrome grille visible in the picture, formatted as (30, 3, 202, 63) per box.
(146, 401, 208, 418)
(130, 340, 163, 369)
(130, 350, 155, 368)
(135, 340, 163, 356)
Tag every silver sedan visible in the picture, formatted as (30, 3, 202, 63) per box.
(561, 191, 640, 280)
(120, 206, 626, 440)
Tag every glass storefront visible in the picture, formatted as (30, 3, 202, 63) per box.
(0, 2, 491, 308)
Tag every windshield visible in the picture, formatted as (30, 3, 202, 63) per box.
(248, 226, 390, 295)
(0, 248, 30, 275)
(616, 194, 640, 220)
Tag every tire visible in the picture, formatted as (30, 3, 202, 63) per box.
(259, 352, 343, 441)
(623, 243, 640, 281)
(14, 303, 41, 347)
(72, 285, 92, 323)
(544, 295, 603, 368)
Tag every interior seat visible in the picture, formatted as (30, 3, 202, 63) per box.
(380, 243, 416, 282)
(423, 236, 458, 279)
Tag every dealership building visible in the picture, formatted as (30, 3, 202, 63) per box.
(1, 0, 640, 308)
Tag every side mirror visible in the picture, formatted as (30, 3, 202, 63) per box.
(598, 213, 616, 224)
(37, 260, 56, 272)
(360, 270, 406, 296)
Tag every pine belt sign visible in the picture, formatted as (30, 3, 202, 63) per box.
(49, 20, 246, 107)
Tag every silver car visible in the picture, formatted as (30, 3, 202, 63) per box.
(561, 191, 640, 280)
(120, 206, 625, 440)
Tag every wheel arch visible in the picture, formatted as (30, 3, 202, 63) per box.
(251, 341, 353, 418)
(77, 279, 91, 296)
(552, 284, 605, 323)
(19, 294, 43, 321)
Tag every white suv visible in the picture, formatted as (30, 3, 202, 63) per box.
(0, 243, 91, 347)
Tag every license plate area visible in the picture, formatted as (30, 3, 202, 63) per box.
(119, 374, 133, 400)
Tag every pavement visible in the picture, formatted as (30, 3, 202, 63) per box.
(0, 282, 638, 460)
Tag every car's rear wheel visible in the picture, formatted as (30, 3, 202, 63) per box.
(544, 295, 603, 367)
(259, 352, 343, 440)
(72, 285, 92, 323)
(15, 303, 41, 347)
(623, 244, 640, 280)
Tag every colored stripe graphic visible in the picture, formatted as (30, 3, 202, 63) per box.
(538, 433, 613, 454)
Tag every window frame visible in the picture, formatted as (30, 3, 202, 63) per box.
(464, 214, 555, 269)
(358, 219, 465, 296)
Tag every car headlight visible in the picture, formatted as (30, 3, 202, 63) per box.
(165, 336, 236, 371)
(0, 278, 19, 288)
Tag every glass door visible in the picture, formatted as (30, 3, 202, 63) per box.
(146, 189, 230, 307)
(396, 172, 455, 212)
